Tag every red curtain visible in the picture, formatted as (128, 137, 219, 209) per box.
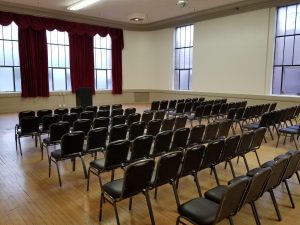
(18, 27, 49, 97)
(0, 11, 124, 96)
(69, 34, 95, 94)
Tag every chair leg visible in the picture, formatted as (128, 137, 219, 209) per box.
(18, 137, 22, 156)
(253, 150, 261, 166)
(250, 202, 261, 225)
(283, 134, 287, 145)
(292, 135, 298, 150)
(284, 180, 295, 208)
(80, 156, 87, 178)
(99, 193, 104, 221)
(48, 157, 52, 177)
(193, 173, 202, 197)
(171, 182, 180, 208)
(228, 160, 236, 178)
(228, 216, 234, 225)
(55, 161, 62, 187)
(296, 171, 300, 184)
(111, 169, 115, 181)
(268, 127, 274, 140)
(129, 197, 133, 210)
(154, 187, 158, 199)
(87, 167, 91, 191)
(145, 190, 156, 225)
(72, 158, 76, 171)
(113, 201, 120, 225)
(242, 155, 250, 172)
(269, 189, 282, 221)
(276, 133, 281, 148)
(212, 166, 220, 186)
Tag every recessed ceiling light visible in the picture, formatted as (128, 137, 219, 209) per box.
(67, 0, 100, 11)
(128, 13, 147, 22)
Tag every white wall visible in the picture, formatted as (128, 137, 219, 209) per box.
(122, 29, 173, 90)
(192, 8, 274, 95)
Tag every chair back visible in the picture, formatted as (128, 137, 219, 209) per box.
(146, 119, 162, 136)
(62, 113, 78, 127)
(174, 115, 187, 131)
(85, 105, 98, 114)
(109, 124, 128, 142)
(159, 100, 168, 110)
(217, 120, 232, 139)
(175, 102, 185, 114)
(199, 139, 224, 170)
(124, 108, 136, 119)
(152, 151, 183, 187)
(262, 104, 270, 113)
(111, 104, 122, 110)
(49, 121, 70, 142)
(168, 100, 177, 111)
(129, 135, 153, 161)
(161, 117, 175, 131)
(183, 102, 193, 114)
(111, 108, 124, 117)
(202, 104, 212, 117)
(219, 135, 240, 162)
(37, 109, 52, 124)
(121, 159, 155, 199)
(179, 145, 205, 178)
(18, 110, 35, 124)
(86, 127, 108, 151)
(96, 110, 110, 118)
(73, 119, 91, 136)
(219, 103, 229, 116)
(41, 114, 60, 132)
(152, 131, 173, 157)
(70, 106, 83, 115)
(99, 105, 110, 111)
(54, 108, 68, 119)
(150, 101, 160, 111)
(194, 105, 204, 119)
(211, 103, 221, 116)
(227, 108, 237, 120)
(236, 131, 254, 155)
(104, 140, 131, 169)
(269, 102, 277, 112)
(80, 111, 95, 121)
(279, 150, 300, 181)
(202, 122, 219, 143)
(128, 121, 146, 141)
(171, 127, 190, 150)
(93, 117, 110, 129)
(188, 124, 205, 146)
(127, 113, 141, 126)
(141, 111, 154, 125)
(60, 131, 85, 156)
(250, 127, 267, 150)
(154, 110, 166, 120)
(20, 116, 40, 135)
(111, 115, 126, 127)
(191, 101, 201, 112)
(234, 107, 245, 120)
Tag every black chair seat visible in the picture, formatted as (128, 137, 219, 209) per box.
(178, 198, 219, 225)
(204, 185, 227, 204)
(243, 123, 259, 130)
(90, 159, 105, 170)
(102, 178, 123, 198)
(50, 149, 80, 160)
(279, 127, 299, 134)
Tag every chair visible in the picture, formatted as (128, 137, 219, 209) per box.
(176, 176, 250, 225)
(173, 115, 187, 131)
(231, 107, 244, 134)
(218, 103, 229, 118)
(161, 117, 175, 131)
(39, 114, 60, 135)
(96, 110, 110, 118)
(85, 105, 98, 114)
(210, 103, 221, 120)
(201, 104, 213, 123)
(188, 105, 204, 127)
(99, 105, 110, 111)
(111, 108, 124, 117)
(149, 101, 160, 111)
(109, 124, 128, 143)
(235, 131, 254, 172)
(87, 140, 131, 191)
(167, 99, 177, 112)
(48, 131, 86, 187)
(141, 111, 154, 125)
(93, 117, 110, 129)
(54, 107, 68, 120)
(62, 113, 78, 128)
(217, 119, 232, 139)
(150, 151, 183, 207)
(16, 116, 41, 156)
(73, 119, 92, 136)
(159, 100, 168, 110)
(154, 110, 166, 120)
(128, 121, 146, 141)
(183, 101, 193, 115)
(124, 107, 136, 119)
(170, 127, 190, 151)
(99, 159, 155, 225)
(187, 124, 205, 146)
(249, 127, 267, 166)
(269, 102, 277, 112)
(168, 102, 185, 117)
(80, 111, 95, 121)
(127, 113, 141, 126)
(177, 145, 205, 197)
(151, 131, 173, 157)
(146, 119, 162, 137)
(111, 115, 126, 127)
(83, 128, 108, 159)
(276, 124, 300, 150)
(191, 101, 201, 113)
(128, 135, 153, 162)
(37, 109, 52, 124)
(41, 121, 70, 161)
(70, 106, 83, 115)
(202, 122, 219, 143)
(111, 104, 122, 110)
(15, 110, 35, 140)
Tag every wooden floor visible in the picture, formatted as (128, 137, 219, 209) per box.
(0, 103, 299, 225)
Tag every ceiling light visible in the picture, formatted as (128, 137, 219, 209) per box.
(177, 0, 189, 8)
(128, 13, 147, 22)
(67, 0, 100, 11)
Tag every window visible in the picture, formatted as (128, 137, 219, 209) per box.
(174, 24, 193, 90)
(273, 4, 300, 95)
(94, 34, 112, 90)
(0, 22, 21, 92)
(46, 30, 71, 91)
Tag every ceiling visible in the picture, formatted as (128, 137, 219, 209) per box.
(0, 0, 297, 30)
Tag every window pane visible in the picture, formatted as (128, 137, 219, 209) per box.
(185, 25, 191, 47)
(0, 26, 3, 39)
(96, 70, 107, 89)
(286, 5, 297, 35)
(296, 5, 300, 34)
(180, 27, 186, 48)
(282, 66, 300, 95)
(107, 50, 112, 69)
(94, 35, 100, 48)
(274, 37, 284, 65)
(179, 48, 185, 68)
(65, 47, 70, 68)
(106, 35, 112, 49)
(283, 36, 294, 65)
(48, 68, 53, 91)
(190, 48, 193, 68)
(14, 67, 21, 92)
(11, 22, 18, 40)
(57, 31, 65, 45)
(58, 45, 66, 67)
(107, 70, 112, 89)
(47, 44, 52, 67)
(3, 24, 12, 40)
(13, 41, 19, 66)
(179, 70, 189, 90)
(272, 67, 282, 94)
(175, 49, 180, 68)
(51, 44, 59, 67)
(174, 70, 179, 90)
(4, 41, 13, 66)
(94, 49, 101, 68)
(293, 35, 300, 64)
(50, 30, 58, 44)
(184, 48, 190, 69)
(101, 49, 107, 69)
(277, 7, 287, 36)
(0, 67, 14, 91)
(100, 36, 107, 48)
(53, 69, 66, 91)
(66, 69, 71, 91)
(0, 40, 4, 65)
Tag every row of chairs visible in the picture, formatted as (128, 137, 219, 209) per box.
(177, 149, 300, 225)
(92, 127, 269, 225)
